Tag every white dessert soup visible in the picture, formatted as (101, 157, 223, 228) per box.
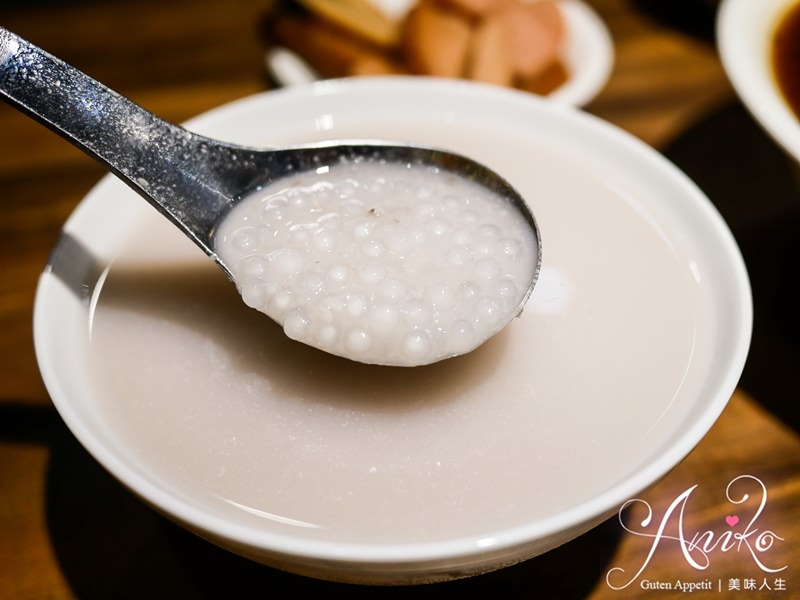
(214, 158, 539, 366)
(86, 105, 715, 545)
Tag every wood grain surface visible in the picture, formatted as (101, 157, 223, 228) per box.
(1, 1, 798, 597)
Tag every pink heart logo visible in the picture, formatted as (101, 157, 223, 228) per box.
(726, 515, 739, 527)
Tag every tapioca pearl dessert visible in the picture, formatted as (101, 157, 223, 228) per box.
(214, 159, 539, 366)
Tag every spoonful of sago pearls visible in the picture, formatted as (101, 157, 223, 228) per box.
(0, 27, 540, 366)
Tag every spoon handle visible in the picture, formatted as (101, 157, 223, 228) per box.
(0, 27, 235, 256)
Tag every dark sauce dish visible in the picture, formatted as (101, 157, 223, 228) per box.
(718, 0, 800, 161)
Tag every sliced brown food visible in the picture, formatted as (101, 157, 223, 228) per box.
(527, 0, 565, 43)
(517, 57, 569, 95)
(271, 14, 392, 78)
(500, 0, 564, 79)
(403, 2, 473, 77)
(295, 0, 401, 47)
(348, 54, 406, 76)
(466, 11, 515, 85)
(437, 0, 514, 18)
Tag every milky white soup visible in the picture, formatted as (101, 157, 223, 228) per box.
(214, 159, 539, 366)
(87, 117, 714, 546)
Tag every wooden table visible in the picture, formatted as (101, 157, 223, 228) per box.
(1, 1, 798, 597)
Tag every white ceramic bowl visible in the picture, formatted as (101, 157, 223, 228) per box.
(718, 0, 800, 160)
(34, 78, 751, 584)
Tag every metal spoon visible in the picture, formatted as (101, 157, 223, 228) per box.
(0, 27, 541, 362)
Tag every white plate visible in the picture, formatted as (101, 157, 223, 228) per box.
(34, 78, 750, 584)
(718, 0, 800, 160)
(268, 0, 614, 107)
(549, 0, 614, 106)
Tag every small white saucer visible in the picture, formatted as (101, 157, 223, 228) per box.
(267, 0, 614, 107)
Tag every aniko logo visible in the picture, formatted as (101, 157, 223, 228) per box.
(606, 475, 787, 591)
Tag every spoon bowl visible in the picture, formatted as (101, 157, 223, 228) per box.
(0, 27, 540, 365)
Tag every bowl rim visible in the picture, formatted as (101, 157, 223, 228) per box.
(34, 76, 752, 569)
(549, 0, 615, 107)
(718, 0, 800, 161)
